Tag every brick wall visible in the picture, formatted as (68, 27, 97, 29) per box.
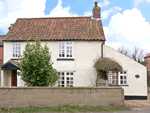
(0, 87, 124, 109)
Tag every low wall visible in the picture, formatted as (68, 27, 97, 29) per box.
(0, 87, 124, 109)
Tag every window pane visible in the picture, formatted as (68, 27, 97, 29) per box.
(62, 81, 64, 84)
(70, 55, 72, 57)
(67, 72, 69, 75)
(124, 71, 126, 74)
(70, 77, 73, 80)
(124, 81, 127, 84)
(124, 76, 127, 79)
(62, 54, 65, 57)
(59, 54, 61, 57)
(67, 54, 69, 57)
(70, 81, 73, 84)
(67, 77, 69, 80)
(120, 76, 123, 79)
(112, 80, 115, 84)
(70, 46, 72, 49)
(121, 81, 123, 84)
(70, 72, 73, 75)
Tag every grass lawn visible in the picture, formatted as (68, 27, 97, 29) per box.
(0, 104, 131, 113)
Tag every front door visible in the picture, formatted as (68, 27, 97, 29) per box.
(12, 70, 17, 86)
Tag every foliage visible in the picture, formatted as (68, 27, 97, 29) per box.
(0, 105, 130, 113)
(19, 39, 58, 86)
(94, 57, 123, 72)
(93, 56, 123, 86)
(118, 46, 148, 66)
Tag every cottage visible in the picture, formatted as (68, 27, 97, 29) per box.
(1, 2, 147, 100)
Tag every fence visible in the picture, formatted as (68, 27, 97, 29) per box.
(0, 87, 124, 109)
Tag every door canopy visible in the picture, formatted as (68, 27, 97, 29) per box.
(1, 60, 20, 70)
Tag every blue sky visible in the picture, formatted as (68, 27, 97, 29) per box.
(0, 0, 150, 52)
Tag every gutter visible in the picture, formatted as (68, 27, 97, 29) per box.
(101, 41, 105, 58)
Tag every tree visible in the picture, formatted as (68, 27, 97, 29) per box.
(19, 39, 58, 86)
(118, 46, 148, 66)
(117, 46, 132, 58)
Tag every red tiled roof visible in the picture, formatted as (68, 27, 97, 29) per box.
(145, 53, 150, 58)
(4, 17, 105, 41)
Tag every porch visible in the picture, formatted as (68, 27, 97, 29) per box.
(1, 60, 20, 86)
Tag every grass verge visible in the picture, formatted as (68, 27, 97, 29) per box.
(0, 104, 131, 113)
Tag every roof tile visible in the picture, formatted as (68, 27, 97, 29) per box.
(4, 17, 105, 41)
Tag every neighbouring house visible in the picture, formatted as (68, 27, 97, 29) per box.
(145, 53, 150, 71)
(0, 35, 4, 66)
(1, 2, 147, 100)
(0, 35, 5, 86)
(144, 53, 150, 86)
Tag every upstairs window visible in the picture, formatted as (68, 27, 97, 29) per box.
(12, 43, 21, 57)
(58, 42, 73, 58)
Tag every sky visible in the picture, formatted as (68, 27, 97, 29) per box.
(0, 0, 150, 52)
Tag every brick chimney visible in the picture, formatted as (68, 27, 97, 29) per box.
(92, 2, 101, 19)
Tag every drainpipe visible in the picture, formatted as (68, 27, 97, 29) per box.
(101, 41, 105, 58)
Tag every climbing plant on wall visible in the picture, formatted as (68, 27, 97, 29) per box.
(93, 56, 123, 86)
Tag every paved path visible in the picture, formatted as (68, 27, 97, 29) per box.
(34, 107, 150, 113)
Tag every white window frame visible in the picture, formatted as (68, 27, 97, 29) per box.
(118, 70, 128, 85)
(108, 71, 118, 85)
(58, 42, 74, 59)
(57, 71, 74, 87)
(12, 42, 21, 58)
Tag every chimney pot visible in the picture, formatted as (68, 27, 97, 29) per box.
(95, 2, 98, 7)
(92, 1, 101, 19)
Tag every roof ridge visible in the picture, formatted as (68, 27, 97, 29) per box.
(17, 16, 91, 20)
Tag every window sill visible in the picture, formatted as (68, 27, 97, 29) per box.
(109, 84, 129, 86)
(57, 58, 74, 61)
(118, 85, 129, 86)
(11, 58, 20, 60)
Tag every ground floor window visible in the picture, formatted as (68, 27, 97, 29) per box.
(108, 71, 118, 86)
(108, 70, 127, 86)
(118, 71, 127, 85)
(57, 71, 74, 87)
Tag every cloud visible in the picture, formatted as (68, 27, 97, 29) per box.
(98, 0, 110, 7)
(101, 8, 113, 19)
(132, 0, 150, 7)
(49, 0, 78, 17)
(84, 11, 92, 16)
(104, 8, 150, 52)
(114, 6, 122, 11)
(101, 6, 122, 19)
(0, 0, 78, 34)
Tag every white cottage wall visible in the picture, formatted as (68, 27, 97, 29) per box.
(3, 41, 102, 87)
(104, 45, 147, 96)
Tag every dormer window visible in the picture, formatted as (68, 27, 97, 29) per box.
(58, 42, 74, 59)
